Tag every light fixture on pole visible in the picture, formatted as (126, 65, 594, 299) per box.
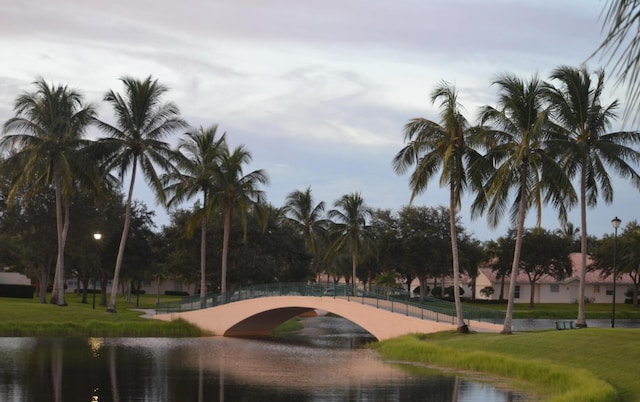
(92, 232, 102, 310)
(611, 217, 621, 329)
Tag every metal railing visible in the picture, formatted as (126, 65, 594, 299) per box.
(155, 282, 505, 325)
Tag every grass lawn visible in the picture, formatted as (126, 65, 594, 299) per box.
(0, 293, 202, 337)
(465, 301, 640, 319)
(375, 329, 640, 402)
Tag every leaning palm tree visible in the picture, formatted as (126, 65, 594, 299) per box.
(472, 73, 576, 334)
(282, 187, 329, 274)
(163, 125, 227, 308)
(545, 65, 640, 327)
(392, 81, 483, 333)
(211, 144, 268, 294)
(1, 78, 96, 306)
(94, 76, 187, 313)
(328, 192, 373, 292)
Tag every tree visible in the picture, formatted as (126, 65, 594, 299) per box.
(392, 82, 483, 333)
(397, 205, 451, 299)
(594, 1, 640, 124)
(1, 78, 96, 306)
(163, 125, 227, 307)
(507, 228, 572, 308)
(545, 65, 640, 326)
(211, 144, 268, 294)
(282, 186, 329, 275)
(471, 73, 575, 333)
(94, 76, 187, 312)
(592, 221, 640, 308)
(328, 192, 374, 291)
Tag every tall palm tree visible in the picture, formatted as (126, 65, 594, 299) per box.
(211, 144, 268, 294)
(1, 78, 96, 306)
(163, 125, 227, 308)
(328, 192, 373, 291)
(94, 76, 187, 313)
(545, 65, 640, 327)
(471, 73, 576, 334)
(282, 186, 328, 274)
(392, 81, 483, 333)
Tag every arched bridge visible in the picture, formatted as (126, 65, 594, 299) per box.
(154, 283, 504, 341)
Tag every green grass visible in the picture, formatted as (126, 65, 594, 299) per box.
(0, 294, 203, 337)
(374, 329, 640, 402)
(465, 301, 640, 319)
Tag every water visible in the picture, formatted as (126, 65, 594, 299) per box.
(0, 316, 531, 402)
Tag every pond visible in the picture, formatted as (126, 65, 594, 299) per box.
(0, 316, 532, 401)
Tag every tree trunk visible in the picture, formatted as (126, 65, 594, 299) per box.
(449, 186, 468, 333)
(221, 202, 233, 295)
(200, 215, 207, 308)
(50, 177, 68, 306)
(503, 182, 528, 334)
(576, 165, 589, 327)
(38, 262, 49, 304)
(107, 161, 137, 313)
(529, 280, 536, 308)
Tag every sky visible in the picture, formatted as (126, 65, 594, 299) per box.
(0, 0, 636, 241)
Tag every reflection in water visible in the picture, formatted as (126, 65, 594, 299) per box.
(0, 318, 529, 402)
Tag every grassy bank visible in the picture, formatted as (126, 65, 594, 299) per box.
(0, 295, 204, 337)
(374, 329, 640, 402)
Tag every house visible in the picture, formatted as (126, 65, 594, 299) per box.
(474, 252, 633, 304)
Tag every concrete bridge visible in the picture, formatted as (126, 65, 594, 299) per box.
(154, 283, 503, 340)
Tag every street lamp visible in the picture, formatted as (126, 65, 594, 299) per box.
(611, 217, 621, 328)
(92, 232, 102, 310)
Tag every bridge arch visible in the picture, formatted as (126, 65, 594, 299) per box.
(154, 296, 499, 340)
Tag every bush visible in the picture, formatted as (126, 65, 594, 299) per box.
(164, 290, 189, 296)
(480, 286, 495, 299)
(0, 284, 33, 299)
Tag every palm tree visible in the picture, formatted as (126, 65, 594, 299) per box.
(545, 65, 640, 327)
(163, 125, 227, 308)
(328, 192, 373, 291)
(282, 186, 328, 274)
(471, 73, 576, 334)
(94, 76, 187, 313)
(392, 81, 483, 333)
(1, 78, 96, 306)
(211, 144, 268, 294)
(594, 1, 640, 124)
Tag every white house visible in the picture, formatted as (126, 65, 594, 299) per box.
(474, 252, 634, 304)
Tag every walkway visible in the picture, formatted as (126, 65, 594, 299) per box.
(154, 283, 504, 340)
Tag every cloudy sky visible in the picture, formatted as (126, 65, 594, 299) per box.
(0, 0, 635, 240)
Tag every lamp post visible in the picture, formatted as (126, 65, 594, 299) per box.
(92, 232, 102, 310)
(611, 217, 621, 328)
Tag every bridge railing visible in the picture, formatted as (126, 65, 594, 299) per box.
(155, 282, 505, 325)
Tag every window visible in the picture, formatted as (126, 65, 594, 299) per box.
(515, 285, 520, 299)
(593, 285, 600, 293)
(606, 286, 613, 296)
(550, 284, 559, 293)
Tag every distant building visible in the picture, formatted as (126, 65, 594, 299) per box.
(474, 252, 632, 304)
